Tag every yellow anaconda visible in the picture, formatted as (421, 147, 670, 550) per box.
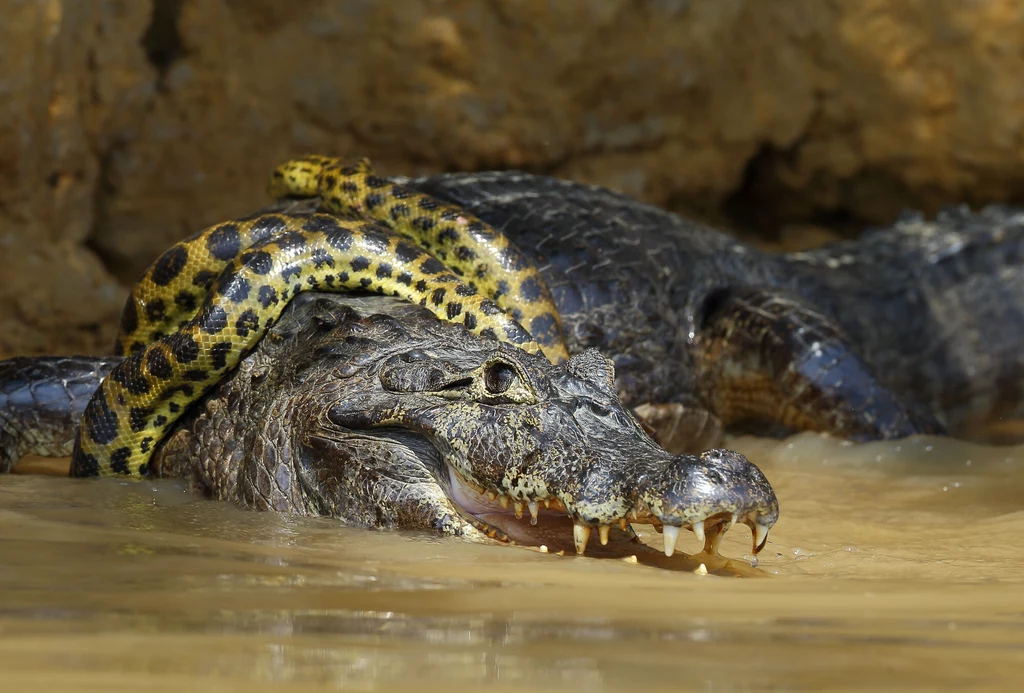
(268, 155, 567, 362)
(73, 201, 560, 477)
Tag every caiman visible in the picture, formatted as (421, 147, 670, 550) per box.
(3, 167, 1021, 558)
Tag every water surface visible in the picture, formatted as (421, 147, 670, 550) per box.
(2, 433, 1023, 691)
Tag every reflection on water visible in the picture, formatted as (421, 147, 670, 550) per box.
(2, 434, 1024, 691)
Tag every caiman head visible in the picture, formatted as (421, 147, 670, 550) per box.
(160, 293, 778, 558)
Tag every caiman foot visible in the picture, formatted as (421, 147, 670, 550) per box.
(694, 287, 946, 441)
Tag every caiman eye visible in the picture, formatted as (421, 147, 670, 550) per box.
(484, 362, 517, 395)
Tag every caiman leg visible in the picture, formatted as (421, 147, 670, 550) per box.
(0, 357, 119, 472)
(693, 288, 946, 441)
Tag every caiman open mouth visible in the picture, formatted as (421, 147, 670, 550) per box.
(444, 461, 775, 559)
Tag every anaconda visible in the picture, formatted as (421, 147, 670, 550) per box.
(82, 157, 574, 479)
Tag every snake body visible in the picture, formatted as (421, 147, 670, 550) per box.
(75, 159, 568, 478)
(268, 156, 567, 361)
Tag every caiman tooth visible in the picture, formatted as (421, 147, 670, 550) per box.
(573, 523, 591, 555)
(598, 524, 610, 546)
(618, 518, 629, 532)
(513, 501, 523, 519)
(487, 491, 497, 501)
(528, 501, 539, 525)
(663, 525, 681, 557)
(499, 495, 509, 508)
(692, 520, 705, 545)
(753, 520, 770, 554)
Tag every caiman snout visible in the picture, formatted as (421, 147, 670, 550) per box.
(636, 449, 779, 557)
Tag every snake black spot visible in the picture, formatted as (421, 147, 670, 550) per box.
(494, 280, 510, 299)
(390, 204, 411, 221)
(83, 390, 119, 445)
(441, 210, 462, 223)
(168, 402, 180, 413)
(420, 257, 446, 275)
(475, 266, 488, 280)
(209, 341, 232, 370)
(397, 271, 413, 286)
(109, 447, 132, 475)
(394, 240, 423, 264)
(480, 301, 502, 316)
(258, 285, 279, 308)
(217, 272, 252, 303)
(174, 290, 197, 312)
(276, 231, 307, 250)
(446, 302, 463, 319)
(337, 272, 349, 284)
(464, 312, 478, 330)
(390, 186, 410, 200)
(312, 249, 335, 268)
(530, 313, 560, 345)
(281, 265, 301, 282)
(198, 304, 229, 334)
(250, 215, 288, 241)
(153, 414, 168, 427)
(455, 246, 476, 262)
(241, 250, 273, 275)
(146, 348, 174, 380)
(364, 193, 383, 211)
(325, 227, 354, 252)
(302, 214, 339, 233)
(306, 276, 320, 288)
(340, 181, 359, 195)
(418, 197, 440, 211)
(359, 277, 373, 288)
(437, 228, 458, 244)
(140, 438, 153, 454)
(145, 299, 167, 323)
(480, 328, 498, 340)
(112, 352, 151, 396)
(517, 276, 544, 302)
(74, 453, 100, 477)
(412, 216, 436, 232)
(431, 288, 446, 306)
(166, 332, 200, 364)
(469, 221, 495, 240)
(512, 308, 524, 322)
(376, 263, 393, 279)
(415, 279, 428, 292)
(365, 175, 388, 189)
(351, 256, 371, 272)
(235, 309, 260, 337)
(120, 298, 139, 335)
(192, 270, 218, 289)
(292, 282, 302, 296)
(455, 283, 477, 297)
(183, 369, 208, 382)
(206, 223, 242, 261)
(150, 245, 189, 286)
(504, 322, 533, 344)
(129, 406, 151, 433)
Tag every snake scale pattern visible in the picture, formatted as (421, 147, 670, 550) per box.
(74, 157, 568, 478)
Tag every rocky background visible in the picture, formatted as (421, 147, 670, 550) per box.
(3, 0, 1024, 357)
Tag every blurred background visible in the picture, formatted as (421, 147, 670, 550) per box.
(3, 0, 1024, 356)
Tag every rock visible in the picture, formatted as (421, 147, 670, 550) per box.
(4, 0, 1024, 355)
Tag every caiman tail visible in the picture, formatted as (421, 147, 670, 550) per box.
(0, 357, 119, 472)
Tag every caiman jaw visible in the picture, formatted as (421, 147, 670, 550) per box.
(446, 462, 777, 558)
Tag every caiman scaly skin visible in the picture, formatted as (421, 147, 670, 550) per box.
(0, 294, 779, 557)
(390, 174, 1024, 441)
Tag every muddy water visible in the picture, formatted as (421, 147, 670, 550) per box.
(2, 435, 1023, 692)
